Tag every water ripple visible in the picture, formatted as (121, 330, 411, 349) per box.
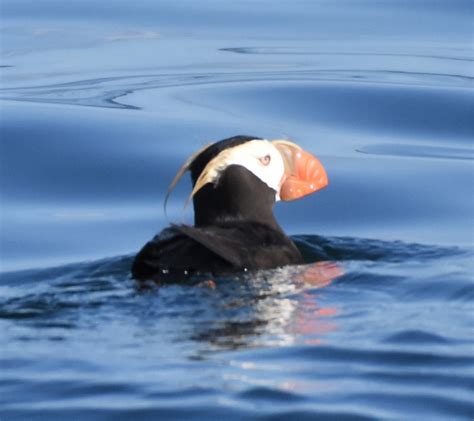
(220, 46, 474, 63)
(1, 66, 472, 110)
(1, 236, 472, 420)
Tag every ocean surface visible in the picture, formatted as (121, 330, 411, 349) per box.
(1, 1, 473, 419)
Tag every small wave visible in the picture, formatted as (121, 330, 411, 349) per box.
(381, 330, 449, 344)
(293, 235, 464, 263)
(0, 256, 134, 322)
(244, 343, 474, 367)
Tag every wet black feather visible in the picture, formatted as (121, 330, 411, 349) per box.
(131, 222, 303, 282)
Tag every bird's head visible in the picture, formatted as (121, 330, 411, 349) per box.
(166, 135, 328, 227)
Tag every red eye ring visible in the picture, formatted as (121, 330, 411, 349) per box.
(259, 154, 271, 166)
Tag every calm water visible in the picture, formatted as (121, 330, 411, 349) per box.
(1, 1, 474, 419)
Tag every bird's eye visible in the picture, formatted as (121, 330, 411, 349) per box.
(259, 154, 271, 166)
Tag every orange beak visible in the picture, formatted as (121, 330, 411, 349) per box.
(273, 140, 328, 201)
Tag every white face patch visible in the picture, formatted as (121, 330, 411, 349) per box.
(191, 139, 286, 201)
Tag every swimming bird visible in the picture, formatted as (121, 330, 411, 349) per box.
(131, 135, 328, 282)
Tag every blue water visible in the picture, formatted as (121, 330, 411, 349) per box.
(1, 1, 473, 419)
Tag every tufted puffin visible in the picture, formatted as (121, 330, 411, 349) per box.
(131, 135, 328, 282)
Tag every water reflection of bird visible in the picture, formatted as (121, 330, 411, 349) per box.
(190, 262, 344, 352)
(132, 135, 328, 283)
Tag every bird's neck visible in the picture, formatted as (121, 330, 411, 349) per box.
(192, 166, 283, 232)
(193, 191, 281, 230)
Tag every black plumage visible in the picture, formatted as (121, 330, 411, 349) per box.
(132, 135, 305, 282)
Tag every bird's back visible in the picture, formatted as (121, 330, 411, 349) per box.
(131, 221, 303, 282)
